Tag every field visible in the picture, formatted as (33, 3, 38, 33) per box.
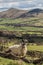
(0, 45, 43, 65)
(0, 57, 35, 65)
(0, 17, 43, 65)
(28, 45, 43, 52)
(0, 18, 43, 32)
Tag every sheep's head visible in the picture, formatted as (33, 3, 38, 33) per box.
(22, 40, 27, 47)
(22, 39, 28, 46)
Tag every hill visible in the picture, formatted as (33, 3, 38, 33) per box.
(20, 8, 43, 18)
(0, 8, 43, 18)
(0, 8, 28, 18)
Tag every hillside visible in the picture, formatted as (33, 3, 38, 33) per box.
(0, 8, 43, 65)
(20, 8, 43, 18)
(0, 8, 28, 18)
(0, 8, 43, 18)
(0, 8, 43, 32)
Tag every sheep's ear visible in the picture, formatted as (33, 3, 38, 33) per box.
(24, 39, 28, 43)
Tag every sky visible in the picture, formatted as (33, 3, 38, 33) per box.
(0, 0, 43, 11)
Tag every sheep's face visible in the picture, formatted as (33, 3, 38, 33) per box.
(22, 43, 27, 46)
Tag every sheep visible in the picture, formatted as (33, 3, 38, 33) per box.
(6, 42, 27, 58)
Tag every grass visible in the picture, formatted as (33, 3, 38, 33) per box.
(0, 57, 34, 65)
(0, 17, 43, 65)
(0, 18, 43, 32)
(27, 45, 43, 52)
(0, 45, 43, 65)
(0, 43, 43, 65)
(0, 18, 43, 36)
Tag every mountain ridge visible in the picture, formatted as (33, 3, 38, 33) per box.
(20, 8, 43, 18)
(0, 8, 28, 18)
(0, 8, 43, 18)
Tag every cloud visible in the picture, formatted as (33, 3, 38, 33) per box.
(0, 0, 43, 11)
(0, 0, 34, 3)
(0, 2, 20, 8)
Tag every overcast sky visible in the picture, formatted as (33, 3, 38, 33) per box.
(0, 0, 43, 11)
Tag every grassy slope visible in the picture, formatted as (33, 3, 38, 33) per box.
(0, 18, 43, 32)
(0, 45, 43, 65)
(28, 45, 43, 52)
(0, 17, 43, 65)
(0, 57, 33, 65)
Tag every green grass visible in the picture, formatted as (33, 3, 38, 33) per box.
(0, 17, 43, 65)
(27, 45, 43, 52)
(0, 17, 43, 25)
(0, 18, 43, 32)
(0, 44, 43, 65)
(0, 18, 43, 36)
(0, 45, 43, 65)
(0, 26, 43, 33)
(0, 57, 34, 65)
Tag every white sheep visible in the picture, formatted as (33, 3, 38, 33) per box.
(6, 42, 27, 58)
